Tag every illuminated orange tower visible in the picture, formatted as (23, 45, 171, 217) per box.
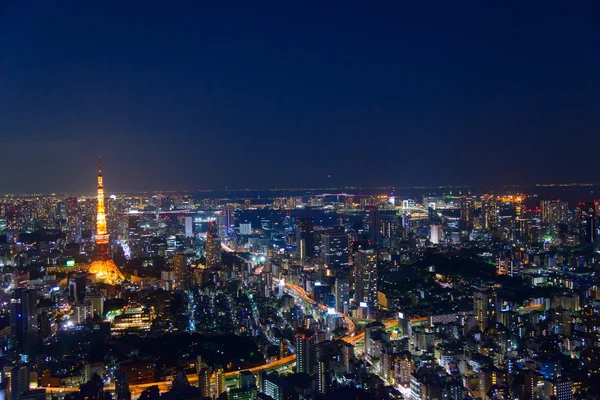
(88, 158, 125, 284)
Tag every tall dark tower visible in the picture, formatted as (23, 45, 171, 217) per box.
(363, 206, 380, 246)
(460, 198, 475, 231)
(296, 217, 315, 258)
(576, 202, 597, 245)
(10, 288, 38, 359)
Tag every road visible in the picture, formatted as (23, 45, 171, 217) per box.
(45, 247, 395, 396)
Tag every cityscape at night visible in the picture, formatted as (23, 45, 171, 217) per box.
(1, 2, 600, 400)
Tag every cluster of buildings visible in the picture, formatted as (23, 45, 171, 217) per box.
(1, 166, 600, 399)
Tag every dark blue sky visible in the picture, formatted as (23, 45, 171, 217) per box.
(1, 1, 599, 193)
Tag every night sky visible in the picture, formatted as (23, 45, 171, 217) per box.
(1, 1, 599, 193)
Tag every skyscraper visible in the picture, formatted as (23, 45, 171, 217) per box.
(65, 196, 82, 243)
(354, 250, 377, 306)
(173, 253, 190, 291)
(184, 216, 193, 238)
(576, 202, 597, 245)
(460, 198, 475, 231)
(541, 200, 568, 226)
(88, 159, 125, 285)
(363, 206, 380, 246)
(321, 227, 349, 269)
(334, 277, 350, 314)
(10, 365, 29, 400)
(474, 287, 498, 331)
(295, 329, 316, 375)
(430, 223, 442, 244)
(217, 205, 235, 239)
(197, 368, 211, 399)
(205, 222, 222, 268)
(214, 366, 225, 397)
(296, 217, 315, 258)
(10, 288, 38, 358)
(482, 197, 500, 231)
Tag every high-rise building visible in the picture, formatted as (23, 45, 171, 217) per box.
(341, 343, 354, 374)
(173, 253, 190, 291)
(363, 206, 380, 246)
(321, 227, 349, 269)
(541, 200, 568, 226)
(10, 365, 29, 400)
(115, 370, 131, 400)
(205, 223, 222, 268)
(238, 371, 256, 390)
(364, 321, 386, 358)
(482, 197, 500, 231)
(354, 250, 377, 306)
(88, 160, 125, 285)
(430, 223, 442, 244)
(334, 277, 350, 314)
(10, 288, 38, 358)
(217, 206, 235, 239)
(214, 366, 225, 397)
(474, 287, 498, 331)
(576, 202, 597, 245)
(543, 378, 573, 400)
(65, 196, 82, 243)
(184, 216, 193, 238)
(295, 329, 316, 375)
(197, 368, 211, 399)
(460, 198, 475, 231)
(555, 309, 572, 337)
(296, 217, 315, 258)
(84, 294, 104, 319)
(238, 222, 252, 236)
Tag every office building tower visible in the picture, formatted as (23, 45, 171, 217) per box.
(576, 202, 597, 245)
(10, 365, 29, 400)
(354, 250, 377, 306)
(184, 216, 193, 238)
(321, 227, 349, 269)
(239, 371, 256, 390)
(541, 200, 568, 226)
(296, 217, 315, 258)
(315, 341, 333, 394)
(205, 222, 222, 268)
(65, 196, 82, 243)
(555, 309, 572, 337)
(217, 206, 235, 238)
(262, 373, 292, 400)
(543, 378, 573, 400)
(10, 288, 38, 358)
(115, 370, 131, 400)
(430, 223, 442, 244)
(295, 329, 316, 375)
(474, 287, 498, 331)
(363, 206, 380, 246)
(88, 160, 125, 285)
(334, 277, 350, 314)
(238, 222, 252, 236)
(482, 197, 500, 231)
(364, 321, 386, 358)
(84, 294, 104, 319)
(197, 368, 211, 399)
(173, 253, 190, 291)
(524, 369, 543, 400)
(460, 198, 475, 231)
(341, 343, 354, 373)
(214, 366, 225, 397)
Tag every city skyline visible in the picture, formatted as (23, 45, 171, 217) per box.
(2, 1, 599, 193)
